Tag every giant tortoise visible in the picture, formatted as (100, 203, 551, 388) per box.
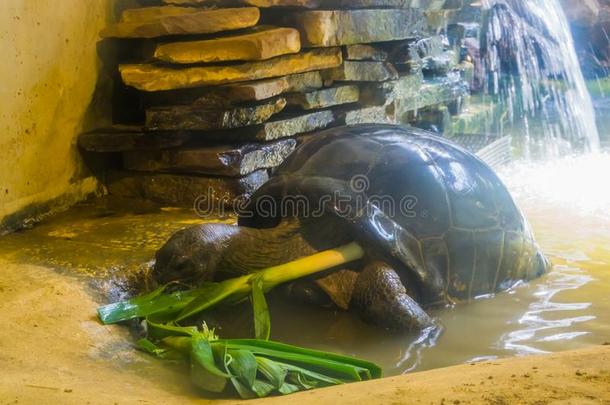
(152, 124, 550, 331)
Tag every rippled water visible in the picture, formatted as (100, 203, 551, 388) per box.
(260, 153, 610, 375)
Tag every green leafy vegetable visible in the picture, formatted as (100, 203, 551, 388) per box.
(100, 243, 364, 326)
(96, 243, 380, 399)
(127, 325, 381, 399)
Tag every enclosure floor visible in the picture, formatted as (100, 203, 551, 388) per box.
(0, 198, 609, 404)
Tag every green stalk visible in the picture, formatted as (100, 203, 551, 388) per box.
(260, 242, 365, 288)
(174, 242, 364, 322)
(98, 242, 365, 325)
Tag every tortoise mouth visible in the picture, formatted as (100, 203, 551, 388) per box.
(152, 257, 194, 286)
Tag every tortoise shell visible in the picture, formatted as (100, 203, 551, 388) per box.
(239, 124, 549, 304)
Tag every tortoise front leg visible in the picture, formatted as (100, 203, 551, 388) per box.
(351, 261, 435, 331)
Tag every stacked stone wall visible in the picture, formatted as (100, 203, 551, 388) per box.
(82, 0, 475, 208)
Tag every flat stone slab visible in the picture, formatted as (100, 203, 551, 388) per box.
(78, 126, 191, 153)
(123, 139, 296, 176)
(396, 72, 469, 114)
(249, 110, 335, 140)
(344, 44, 388, 61)
(107, 170, 269, 209)
(146, 97, 286, 131)
(285, 85, 360, 110)
(194, 72, 324, 107)
(120, 6, 199, 22)
(160, 0, 424, 6)
(141, 71, 323, 108)
(335, 105, 396, 125)
(323, 61, 399, 83)
(120, 48, 342, 91)
(154, 26, 301, 64)
(242, 0, 418, 8)
(285, 9, 423, 47)
(208, 110, 335, 141)
(162, 0, 240, 5)
(101, 7, 259, 39)
(243, 0, 321, 7)
(360, 73, 423, 106)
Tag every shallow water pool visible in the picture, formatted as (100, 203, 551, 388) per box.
(0, 154, 608, 379)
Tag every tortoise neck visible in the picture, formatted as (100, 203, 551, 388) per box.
(217, 218, 320, 275)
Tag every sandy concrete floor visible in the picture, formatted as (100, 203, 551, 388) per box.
(1, 258, 609, 404)
(0, 198, 609, 404)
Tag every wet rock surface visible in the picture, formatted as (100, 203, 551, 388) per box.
(227, 110, 336, 141)
(145, 97, 286, 131)
(323, 61, 400, 83)
(285, 85, 360, 110)
(123, 139, 297, 176)
(344, 44, 389, 61)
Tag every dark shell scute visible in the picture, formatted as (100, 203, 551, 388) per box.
(365, 143, 452, 238)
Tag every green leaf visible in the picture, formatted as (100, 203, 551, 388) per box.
(97, 285, 166, 324)
(136, 338, 187, 361)
(219, 349, 256, 399)
(176, 277, 250, 322)
(146, 319, 197, 340)
(279, 362, 343, 386)
(161, 336, 192, 354)
(191, 362, 229, 393)
(220, 339, 381, 381)
(190, 334, 230, 393)
(229, 376, 257, 399)
(191, 361, 228, 393)
(97, 284, 217, 324)
(251, 275, 271, 341)
(191, 334, 231, 379)
(135, 338, 169, 358)
(255, 356, 287, 389)
(251, 379, 275, 398)
(278, 382, 301, 395)
(288, 371, 318, 390)
(227, 349, 258, 389)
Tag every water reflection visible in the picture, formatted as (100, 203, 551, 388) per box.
(500, 265, 595, 355)
(396, 325, 443, 372)
(494, 153, 610, 357)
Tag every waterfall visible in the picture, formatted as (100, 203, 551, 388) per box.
(481, 0, 600, 154)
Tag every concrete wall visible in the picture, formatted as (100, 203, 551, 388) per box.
(0, 0, 115, 233)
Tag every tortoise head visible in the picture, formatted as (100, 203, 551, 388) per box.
(152, 224, 238, 287)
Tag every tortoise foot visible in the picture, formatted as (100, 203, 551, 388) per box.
(352, 261, 435, 331)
